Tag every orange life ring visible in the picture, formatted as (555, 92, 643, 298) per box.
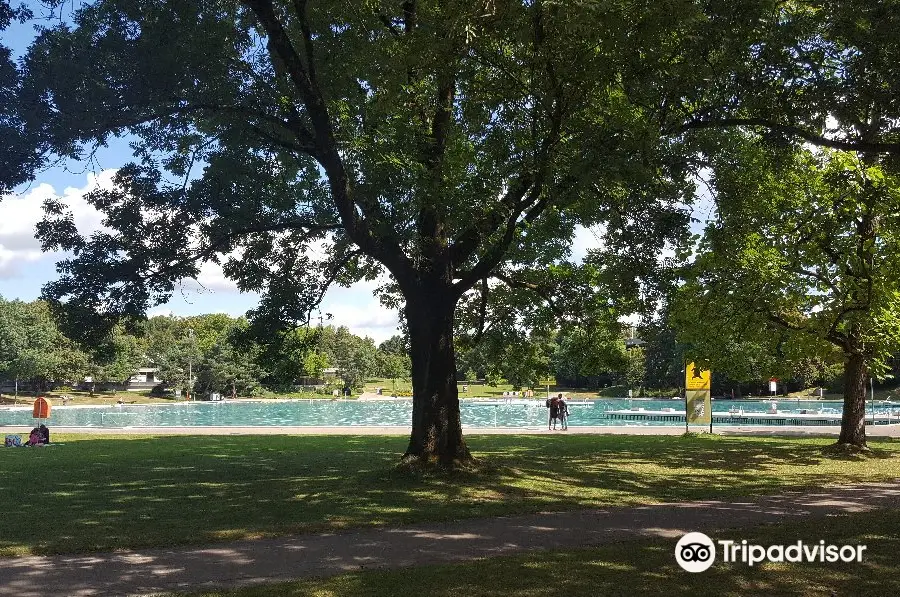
(33, 397, 52, 419)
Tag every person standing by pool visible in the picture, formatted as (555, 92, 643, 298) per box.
(546, 395, 560, 430)
(557, 395, 569, 430)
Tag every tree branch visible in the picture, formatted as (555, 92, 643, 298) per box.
(473, 276, 489, 345)
(788, 267, 841, 297)
(492, 272, 566, 319)
(378, 13, 402, 37)
(416, 71, 457, 263)
(82, 101, 318, 157)
(308, 248, 365, 312)
(292, 0, 318, 86)
(243, 0, 413, 281)
(449, 15, 564, 292)
(146, 220, 342, 281)
(676, 117, 900, 154)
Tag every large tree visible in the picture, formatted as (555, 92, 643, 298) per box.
(84, 324, 146, 394)
(195, 338, 263, 398)
(144, 315, 203, 395)
(0, 298, 89, 394)
(664, 0, 900, 446)
(20, 0, 702, 465)
(675, 144, 900, 448)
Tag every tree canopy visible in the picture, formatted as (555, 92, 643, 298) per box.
(15, 0, 708, 465)
(0, 0, 38, 194)
(0, 297, 88, 392)
(675, 143, 900, 446)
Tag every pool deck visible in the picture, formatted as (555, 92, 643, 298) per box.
(3, 424, 900, 437)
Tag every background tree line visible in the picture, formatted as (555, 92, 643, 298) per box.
(0, 297, 412, 397)
(0, 295, 685, 397)
(0, 293, 831, 399)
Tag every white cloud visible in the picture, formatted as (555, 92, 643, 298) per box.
(63, 170, 117, 236)
(191, 260, 240, 293)
(320, 276, 401, 344)
(0, 171, 114, 279)
(570, 225, 605, 262)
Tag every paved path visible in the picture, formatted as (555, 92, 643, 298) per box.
(2, 482, 899, 597)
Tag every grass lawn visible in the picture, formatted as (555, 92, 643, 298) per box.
(361, 378, 607, 400)
(160, 508, 900, 597)
(785, 388, 900, 401)
(1, 434, 897, 557)
(0, 389, 175, 407)
(0, 383, 621, 405)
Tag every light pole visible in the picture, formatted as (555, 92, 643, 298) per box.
(188, 328, 194, 401)
(870, 375, 875, 425)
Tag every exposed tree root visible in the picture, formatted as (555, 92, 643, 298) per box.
(822, 441, 872, 459)
(396, 452, 482, 475)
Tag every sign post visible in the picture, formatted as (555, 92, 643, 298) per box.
(685, 362, 712, 432)
(540, 377, 554, 400)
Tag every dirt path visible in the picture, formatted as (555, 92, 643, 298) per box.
(2, 481, 898, 597)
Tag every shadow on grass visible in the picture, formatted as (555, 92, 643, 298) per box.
(0, 434, 897, 556)
(172, 509, 900, 597)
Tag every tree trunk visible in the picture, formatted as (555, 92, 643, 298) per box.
(837, 352, 867, 448)
(403, 294, 472, 467)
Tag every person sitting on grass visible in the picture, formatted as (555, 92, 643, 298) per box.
(23, 427, 41, 446)
(23, 425, 50, 446)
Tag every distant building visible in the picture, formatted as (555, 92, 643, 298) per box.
(129, 367, 159, 385)
(126, 367, 160, 391)
(81, 367, 161, 392)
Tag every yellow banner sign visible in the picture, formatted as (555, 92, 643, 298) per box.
(686, 389, 711, 425)
(685, 362, 711, 390)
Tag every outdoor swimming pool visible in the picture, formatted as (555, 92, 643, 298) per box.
(1, 398, 897, 428)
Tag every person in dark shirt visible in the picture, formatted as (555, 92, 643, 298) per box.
(39, 424, 50, 444)
(546, 396, 560, 430)
(557, 395, 569, 430)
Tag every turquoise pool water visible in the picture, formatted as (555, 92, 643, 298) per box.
(0, 398, 888, 428)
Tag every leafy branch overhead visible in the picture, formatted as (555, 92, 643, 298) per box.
(22, 1, 697, 336)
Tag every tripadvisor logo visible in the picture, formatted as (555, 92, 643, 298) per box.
(675, 532, 716, 572)
(674, 532, 868, 572)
